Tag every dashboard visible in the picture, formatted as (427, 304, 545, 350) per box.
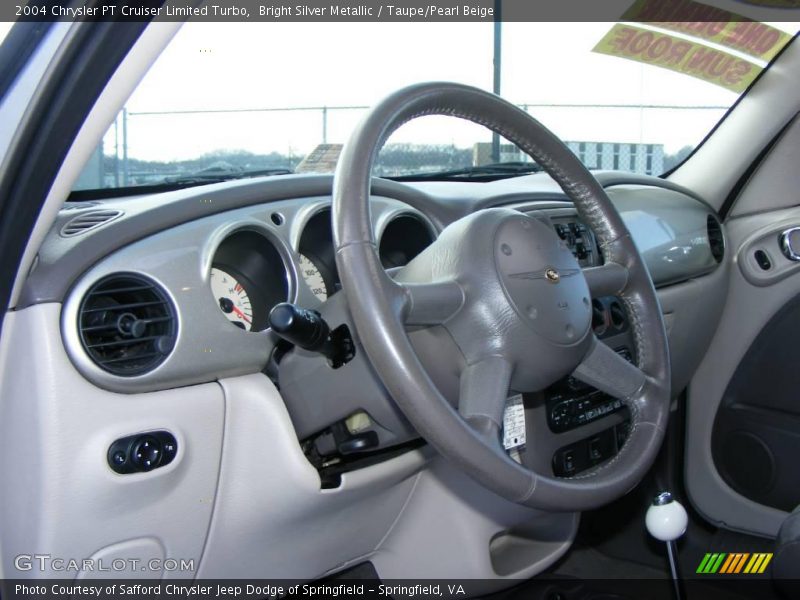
(28, 171, 724, 482)
(51, 192, 436, 393)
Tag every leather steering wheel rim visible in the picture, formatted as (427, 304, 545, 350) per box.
(332, 82, 670, 512)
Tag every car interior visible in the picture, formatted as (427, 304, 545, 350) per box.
(1, 8, 800, 600)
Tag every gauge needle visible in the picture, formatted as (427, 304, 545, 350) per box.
(231, 305, 252, 324)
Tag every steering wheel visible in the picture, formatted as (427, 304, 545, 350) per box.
(331, 82, 670, 511)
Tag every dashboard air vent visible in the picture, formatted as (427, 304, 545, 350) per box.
(78, 274, 177, 376)
(591, 299, 607, 334)
(61, 209, 123, 237)
(707, 215, 725, 264)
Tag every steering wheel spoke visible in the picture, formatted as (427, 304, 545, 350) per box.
(394, 279, 465, 326)
(583, 262, 629, 298)
(572, 335, 647, 400)
(458, 356, 513, 444)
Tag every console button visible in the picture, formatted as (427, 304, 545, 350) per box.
(132, 436, 162, 471)
(553, 425, 621, 476)
(589, 438, 603, 461)
(108, 431, 177, 474)
(162, 440, 177, 460)
(563, 450, 576, 474)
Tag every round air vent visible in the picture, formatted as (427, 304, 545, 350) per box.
(591, 299, 607, 334)
(609, 300, 626, 330)
(78, 274, 177, 376)
(379, 214, 435, 269)
(707, 214, 725, 264)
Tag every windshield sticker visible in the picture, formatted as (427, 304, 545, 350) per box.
(622, 0, 793, 60)
(593, 24, 761, 93)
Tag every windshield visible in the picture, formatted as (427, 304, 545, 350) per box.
(72, 19, 798, 191)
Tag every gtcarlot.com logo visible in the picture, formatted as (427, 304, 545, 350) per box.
(14, 554, 195, 573)
(696, 552, 773, 574)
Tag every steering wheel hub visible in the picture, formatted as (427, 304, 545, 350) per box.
(495, 214, 591, 345)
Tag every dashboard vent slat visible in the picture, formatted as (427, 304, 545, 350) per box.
(86, 335, 167, 350)
(80, 299, 168, 314)
(97, 352, 164, 366)
(78, 274, 177, 376)
(61, 209, 123, 237)
(80, 316, 173, 333)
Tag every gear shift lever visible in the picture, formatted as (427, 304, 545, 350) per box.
(646, 491, 688, 600)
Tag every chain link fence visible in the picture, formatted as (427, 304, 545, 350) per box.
(75, 103, 727, 190)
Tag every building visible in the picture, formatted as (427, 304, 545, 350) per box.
(565, 141, 664, 175)
(473, 141, 665, 175)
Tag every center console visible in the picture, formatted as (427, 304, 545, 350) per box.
(544, 315, 634, 477)
(525, 210, 636, 478)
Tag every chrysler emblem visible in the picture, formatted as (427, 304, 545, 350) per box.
(509, 266, 579, 283)
(545, 268, 560, 283)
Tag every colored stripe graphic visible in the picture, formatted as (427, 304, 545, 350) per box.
(696, 553, 713, 573)
(733, 553, 750, 573)
(724, 553, 748, 573)
(744, 554, 759, 573)
(697, 553, 727, 573)
(697, 552, 773, 574)
(711, 553, 726, 573)
(758, 553, 773, 574)
(744, 553, 773, 574)
(719, 554, 736, 574)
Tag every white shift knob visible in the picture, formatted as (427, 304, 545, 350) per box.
(646, 492, 688, 542)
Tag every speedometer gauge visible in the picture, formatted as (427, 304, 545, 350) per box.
(210, 267, 253, 331)
(298, 254, 328, 301)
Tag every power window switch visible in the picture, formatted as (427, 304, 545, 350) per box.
(589, 437, 603, 462)
(563, 450, 576, 474)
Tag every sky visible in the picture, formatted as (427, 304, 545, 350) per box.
(0, 18, 796, 163)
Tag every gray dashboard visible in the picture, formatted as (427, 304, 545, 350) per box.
(24, 171, 723, 399)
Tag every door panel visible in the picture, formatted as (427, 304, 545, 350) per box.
(712, 292, 800, 512)
(687, 204, 800, 538)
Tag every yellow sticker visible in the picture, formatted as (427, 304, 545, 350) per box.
(593, 24, 761, 93)
(622, 0, 793, 60)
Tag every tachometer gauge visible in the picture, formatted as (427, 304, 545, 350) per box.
(210, 267, 253, 331)
(298, 254, 328, 301)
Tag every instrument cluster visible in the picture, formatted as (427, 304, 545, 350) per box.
(209, 206, 437, 332)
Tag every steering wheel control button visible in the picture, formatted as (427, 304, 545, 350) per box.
(107, 430, 178, 474)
